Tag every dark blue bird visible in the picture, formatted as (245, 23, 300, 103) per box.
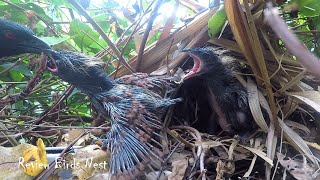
(0, 19, 51, 58)
(46, 50, 181, 179)
(182, 48, 253, 135)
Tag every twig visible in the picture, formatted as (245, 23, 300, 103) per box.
(33, 85, 75, 125)
(156, 142, 181, 179)
(135, 0, 164, 72)
(167, 129, 195, 148)
(113, 4, 154, 78)
(0, 120, 110, 130)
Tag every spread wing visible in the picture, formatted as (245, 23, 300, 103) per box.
(94, 84, 181, 178)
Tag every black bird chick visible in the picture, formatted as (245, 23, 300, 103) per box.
(47, 50, 181, 179)
(0, 19, 51, 58)
(183, 48, 253, 135)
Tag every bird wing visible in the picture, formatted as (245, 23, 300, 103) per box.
(97, 85, 167, 178)
(214, 84, 250, 131)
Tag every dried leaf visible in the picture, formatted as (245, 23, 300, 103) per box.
(279, 119, 318, 165)
(285, 120, 311, 135)
(288, 91, 320, 112)
(224, 0, 261, 83)
(168, 159, 188, 180)
(277, 153, 320, 179)
(239, 144, 273, 166)
(247, 78, 269, 132)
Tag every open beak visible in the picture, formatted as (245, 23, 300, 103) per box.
(182, 49, 203, 80)
(45, 50, 59, 73)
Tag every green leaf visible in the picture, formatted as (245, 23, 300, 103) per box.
(93, 14, 111, 31)
(40, 36, 69, 46)
(295, 0, 320, 16)
(314, 16, 320, 31)
(1, 63, 32, 76)
(9, 70, 23, 82)
(69, 19, 100, 51)
(121, 39, 135, 57)
(0, 3, 52, 26)
(0, 5, 28, 23)
(208, 4, 227, 37)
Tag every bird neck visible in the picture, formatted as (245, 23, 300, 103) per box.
(79, 84, 114, 95)
(76, 74, 115, 96)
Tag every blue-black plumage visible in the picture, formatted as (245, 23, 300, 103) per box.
(47, 50, 181, 178)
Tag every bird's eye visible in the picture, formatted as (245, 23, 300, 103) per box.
(4, 31, 16, 40)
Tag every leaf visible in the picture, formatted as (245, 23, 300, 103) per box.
(247, 78, 269, 132)
(277, 153, 320, 179)
(168, 159, 188, 180)
(287, 91, 320, 112)
(295, 0, 320, 16)
(51, 0, 65, 6)
(0, 5, 28, 23)
(93, 14, 111, 31)
(69, 19, 100, 51)
(279, 119, 318, 165)
(239, 145, 274, 166)
(1, 62, 33, 76)
(208, 4, 227, 37)
(39, 36, 69, 46)
(9, 70, 23, 82)
(0, 3, 51, 25)
(20, 138, 48, 176)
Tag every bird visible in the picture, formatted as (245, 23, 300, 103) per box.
(182, 48, 254, 136)
(46, 50, 181, 179)
(0, 19, 51, 58)
(0, 19, 52, 108)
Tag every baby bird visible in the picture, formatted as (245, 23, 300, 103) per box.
(182, 48, 253, 135)
(46, 50, 181, 179)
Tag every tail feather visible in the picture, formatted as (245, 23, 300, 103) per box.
(101, 86, 181, 178)
(105, 123, 163, 177)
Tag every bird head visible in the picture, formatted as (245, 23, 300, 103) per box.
(0, 19, 51, 58)
(47, 50, 114, 93)
(182, 48, 221, 80)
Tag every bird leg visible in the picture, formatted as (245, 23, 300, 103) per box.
(0, 53, 47, 108)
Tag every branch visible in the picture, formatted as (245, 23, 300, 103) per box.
(264, 3, 320, 80)
(33, 85, 75, 125)
(135, 0, 164, 72)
